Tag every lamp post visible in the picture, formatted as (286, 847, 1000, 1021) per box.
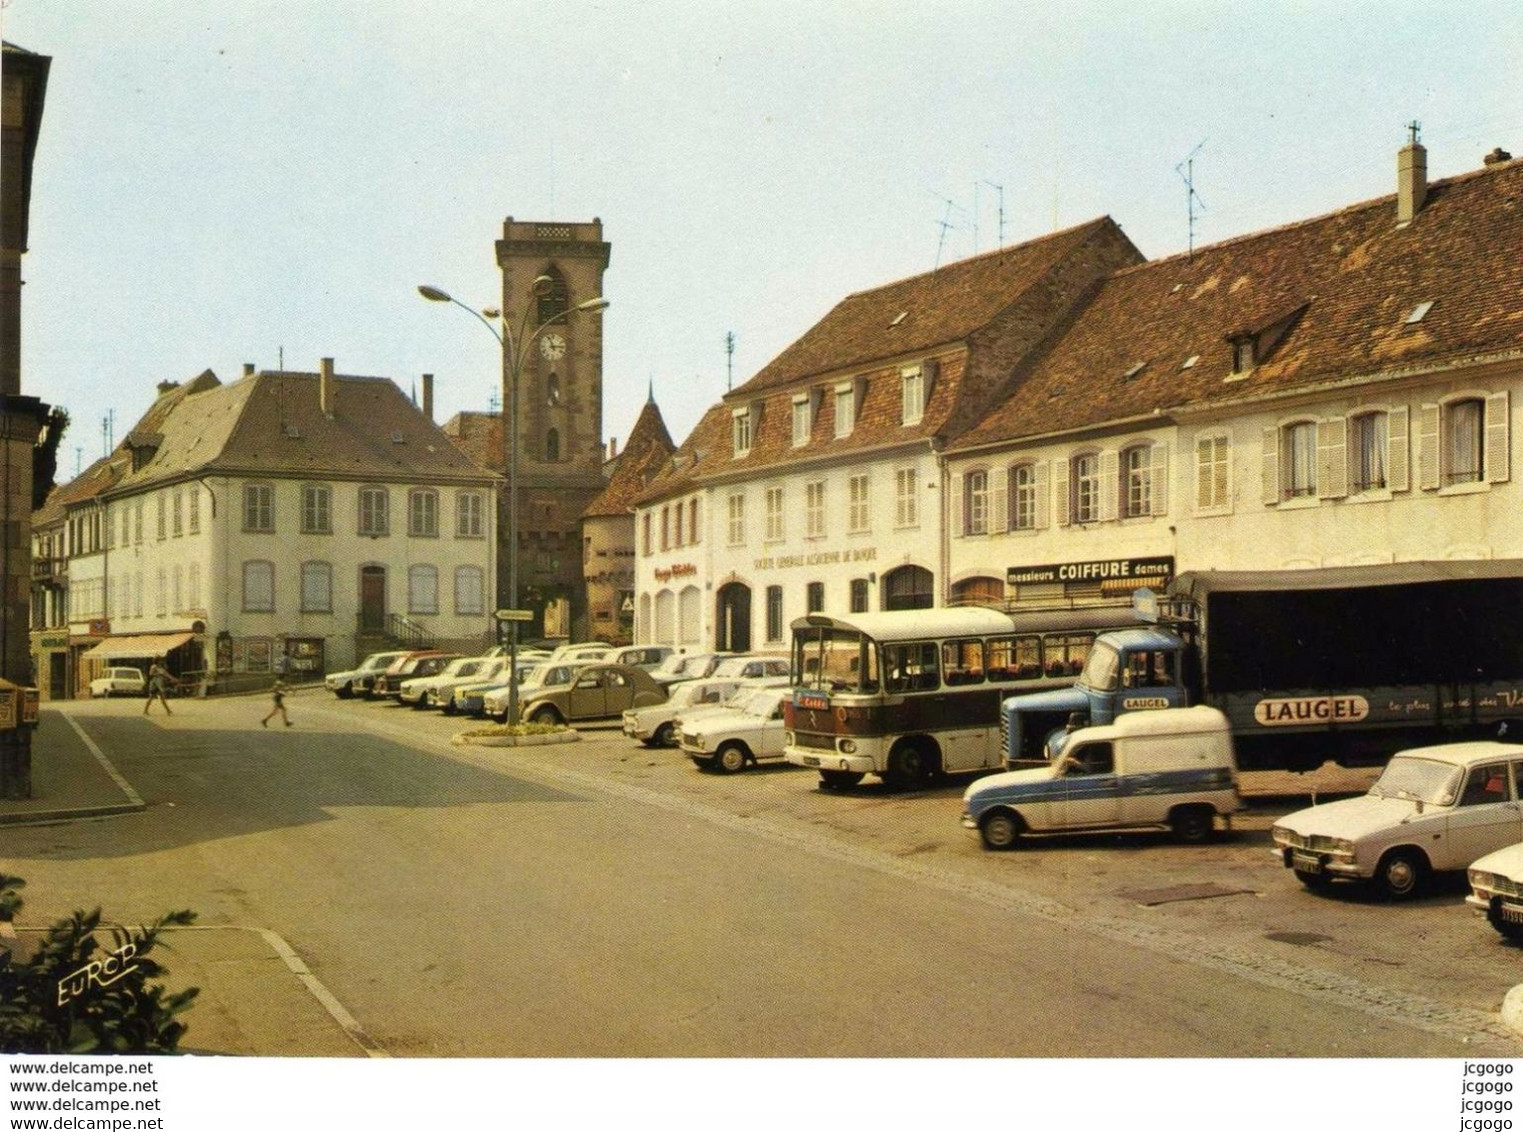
(418, 280, 608, 724)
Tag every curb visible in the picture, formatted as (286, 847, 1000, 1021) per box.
(0, 799, 147, 827)
(451, 730, 581, 748)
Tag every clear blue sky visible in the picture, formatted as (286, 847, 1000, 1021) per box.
(5, 0, 1520, 479)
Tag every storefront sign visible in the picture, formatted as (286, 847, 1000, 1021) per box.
(1007, 556, 1174, 587)
(754, 546, 878, 571)
(654, 563, 698, 583)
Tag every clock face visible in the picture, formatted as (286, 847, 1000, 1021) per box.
(539, 333, 567, 361)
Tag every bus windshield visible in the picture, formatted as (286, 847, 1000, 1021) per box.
(1077, 641, 1120, 691)
(794, 628, 879, 693)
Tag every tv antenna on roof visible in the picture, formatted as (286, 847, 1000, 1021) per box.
(930, 192, 966, 270)
(1176, 140, 1208, 260)
(980, 181, 1005, 249)
(725, 331, 735, 391)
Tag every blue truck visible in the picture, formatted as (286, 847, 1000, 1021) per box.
(1001, 561, 1523, 772)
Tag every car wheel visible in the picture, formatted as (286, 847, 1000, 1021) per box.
(715, 743, 748, 774)
(1169, 805, 1215, 844)
(530, 705, 561, 726)
(885, 742, 935, 790)
(979, 809, 1023, 851)
(818, 770, 864, 790)
(334, 685, 353, 700)
(1375, 848, 1426, 900)
(652, 722, 676, 748)
(441, 701, 456, 716)
(1495, 919, 1523, 943)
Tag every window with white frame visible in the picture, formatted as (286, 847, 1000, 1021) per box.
(134, 501, 144, 544)
(1282, 421, 1317, 498)
(766, 585, 783, 643)
(964, 470, 990, 535)
(155, 568, 166, 616)
(172, 565, 182, 613)
(661, 506, 671, 550)
(732, 408, 752, 457)
(359, 486, 389, 536)
(848, 474, 870, 533)
(242, 560, 275, 612)
(1445, 398, 1485, 485)
(456, 491, 484, 537)
(765, 487, 785, 542)
(641, 512, 652, 556)
(188, 488, 200, 534)
(1010, 463, 1039, 530)
(172, 490, 183, 537)
(408, 564, 439, 614)
(455, 566, 485, 615)
(901, 366, 925, 426)
(1122, 445, 1153, 517)
(302, 483, 332, 534)
(806, 481, 826, 537)
(727, 492, 746, 545)
(409, 489, 440, 537)
(792, 395, 811, 447)
(834, 383, 856, 437)
(156, 495, 167, 540)
(1195, 434, 1230, 510)
(1350, 412, 1388, 492)
(895, 467, 918, 528)
(1072, 453, 1101, 523)
(133, 572, 143, 617)
(242, 484, 273, 532)
(188, 562, 201, 611)
(688, 499, 700, 544)
(301, 561, 333, 613)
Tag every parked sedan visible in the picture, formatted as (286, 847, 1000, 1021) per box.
(373, 652, 460, 700)
(400, 656, 505, 709)
(1271, 741, 1523, 898)
(650, 651, 734, 688)
(90, 667, 146, 698)
(477, 661, 586, 721)
(710, 654, 791, 681)
(679, 686, 790, 774)
(623, 677, 742, 747)
(325, 651, 407, 699)
(1467, 843, 1523, 940)
(519, 663, 665, 726)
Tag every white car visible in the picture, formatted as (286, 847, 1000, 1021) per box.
(710, 654, 790, 682)
(679, 686, 791, 774)
(605, 644, 675, 672)
(546, 642, 612, 666)
(650, 651, 732, 688)
(90, 667, 146, 697)
(1467, 843, 1523, 940)
(623, 677, 742, 747)
(1271, 741, 1523, 899)
(400, 656, 505, 709)
(325, 651, 407, 699)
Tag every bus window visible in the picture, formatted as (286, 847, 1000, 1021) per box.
(884, 642, 940, 693)
(941, 639, 985, 686)
(1075, 640, 1119, 691)
(1045, 632, 1097, 678)
(987, 635, 1042, 681)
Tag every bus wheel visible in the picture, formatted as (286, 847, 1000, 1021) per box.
(979, 810, 1023, 851)
(818, 770, 863, 790)
(886, 743, 935, 789)
(1169, 806, 1215, 844)
(715, 743, 748, 774)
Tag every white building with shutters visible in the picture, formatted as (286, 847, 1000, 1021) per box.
(945, 139, 1523, 603)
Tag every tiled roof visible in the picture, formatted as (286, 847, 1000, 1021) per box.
(440, 411, 505, 473)
(734, 217, 1129, 395)
(109, 368, 498, 493)
(583, 397, 676, 518)
(953, 154, 1523, 451)
(33, 453, 127, 526)
(629, 404, 730, 508)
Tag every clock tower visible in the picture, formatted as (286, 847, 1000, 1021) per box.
(495, 217, 611, 640)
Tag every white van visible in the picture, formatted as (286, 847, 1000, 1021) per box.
(961, 706, 1241, 849)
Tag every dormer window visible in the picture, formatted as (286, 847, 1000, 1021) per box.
(834, 381, 857, 438)
(1232, 337, 1256, 374)
(901, 365, 925, 426)
(732, 407, 753, 457)
(791, 394, 811, 447)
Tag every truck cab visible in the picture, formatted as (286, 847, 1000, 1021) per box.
(1001, 627, 1189, 767)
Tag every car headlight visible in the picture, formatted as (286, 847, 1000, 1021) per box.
(839, 739, 856, 754)
(1471, 869, 1500, 891)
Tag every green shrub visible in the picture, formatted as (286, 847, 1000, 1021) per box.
(0, 875, 199, 1054)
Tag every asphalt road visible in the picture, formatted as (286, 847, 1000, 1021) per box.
(4, 691, 1519, 1059)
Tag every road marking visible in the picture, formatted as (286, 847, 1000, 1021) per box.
(62, 712, 146, 808)
(313, 702, 1522, 1052)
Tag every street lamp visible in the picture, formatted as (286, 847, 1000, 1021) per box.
(418, 279, 608, 724)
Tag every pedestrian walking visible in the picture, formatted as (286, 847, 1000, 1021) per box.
(262, 678, 293, 728)
(144, 662, 176, 715)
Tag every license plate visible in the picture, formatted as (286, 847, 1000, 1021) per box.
(1500, 903, 1523, 925)
(803, 756, 821, 767)
(1292, 852, 1321, 873)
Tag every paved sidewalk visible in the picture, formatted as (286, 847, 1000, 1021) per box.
(0, 707, 146, 825)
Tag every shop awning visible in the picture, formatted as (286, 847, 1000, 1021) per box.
(83, 632, 196, 660)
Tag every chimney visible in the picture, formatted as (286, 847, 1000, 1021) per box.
(319, 357, 335, 416)
(608, 437, 618, 460)
(421, 374, 434, 422)
(1397, 127, 1427, 225)
(242, 363, 255, 378)
(1484, 147, 1514, 166)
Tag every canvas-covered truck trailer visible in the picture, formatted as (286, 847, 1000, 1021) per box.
(1000, 561, 1523, 772)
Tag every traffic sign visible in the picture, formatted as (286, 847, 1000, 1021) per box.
(495, 609, 534, 622)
